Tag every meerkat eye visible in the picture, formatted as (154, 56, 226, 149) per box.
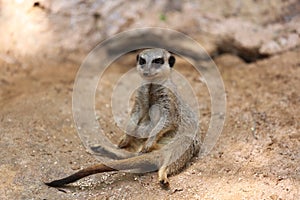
(152, 58, 164, 65)
(139, 57, 146, 65)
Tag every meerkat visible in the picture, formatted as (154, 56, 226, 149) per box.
(45, 48, 201, 188)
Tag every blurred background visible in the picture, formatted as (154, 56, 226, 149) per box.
(0, 0, 299, 65)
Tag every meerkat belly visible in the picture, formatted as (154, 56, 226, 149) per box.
(149, 85, 178, 119)
(149, 104, 161, 123)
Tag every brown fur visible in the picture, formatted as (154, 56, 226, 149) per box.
(45, 49, 200, 188)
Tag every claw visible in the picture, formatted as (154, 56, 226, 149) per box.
(159, 179, 170, 189)
(118, 135, 131, 148)
(140, 146, 151, 153)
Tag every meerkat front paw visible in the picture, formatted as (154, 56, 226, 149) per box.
(140, 146, 151, 153)
(140, 141, 158, 153)
(118, 135, 132, 148)
(140, 145, 154, 153)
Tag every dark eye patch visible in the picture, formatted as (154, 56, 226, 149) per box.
(168, 55, 175, 68)
(139, 57, 146, 65)
(152, 58, 164, 64)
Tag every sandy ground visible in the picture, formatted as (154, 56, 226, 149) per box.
(0, 48, 299, 199)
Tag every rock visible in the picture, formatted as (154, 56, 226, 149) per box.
(260, 41, 282, 55)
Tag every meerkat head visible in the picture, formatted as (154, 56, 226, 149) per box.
(136, 48, 175, 81)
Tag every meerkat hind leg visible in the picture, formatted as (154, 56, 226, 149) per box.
(158, 166, 170, 189)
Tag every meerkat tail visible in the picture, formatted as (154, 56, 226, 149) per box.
(45, 164, 115, 187)
(45, 152, 161, 187)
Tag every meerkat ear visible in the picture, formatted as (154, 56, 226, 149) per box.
(168, 55, 175, 68)
(136, 54, 140, 62)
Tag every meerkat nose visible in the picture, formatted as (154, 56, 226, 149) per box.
(143, 72, 149, 76)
